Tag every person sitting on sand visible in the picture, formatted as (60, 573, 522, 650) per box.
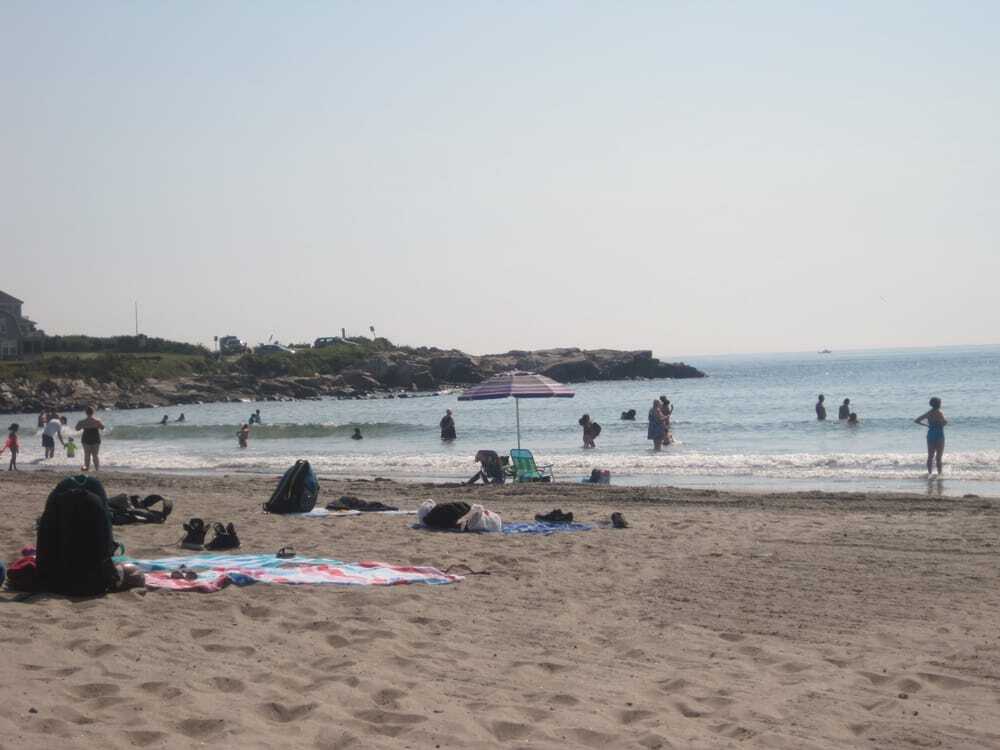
(815, 394, 827, 421)
(915, 397, 947, 477)
(439, 409, 457, 441)
(1, 424, 20, 471)
(237, 423, 250, 449)
(351, 427, 363, 440)
(467, 450, 505, 485)
(839, 398, 851, 420)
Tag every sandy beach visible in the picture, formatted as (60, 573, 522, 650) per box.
(1, 470, 998, 749)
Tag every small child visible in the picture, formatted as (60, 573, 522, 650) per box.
(66, 436, 77, 459)
(237, 423, 250, 449)
(1, 424, 20, 471)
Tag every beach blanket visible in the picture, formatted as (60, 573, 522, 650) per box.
(126, 554, 462, 593)
(414, 521, 593, 536)
(290, 508, 418, 519)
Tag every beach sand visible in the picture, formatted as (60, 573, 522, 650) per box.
(1, 470, 998, 749)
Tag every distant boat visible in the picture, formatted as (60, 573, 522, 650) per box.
(818, 349, 832, 354)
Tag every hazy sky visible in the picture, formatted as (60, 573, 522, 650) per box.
(2, 2, 998, 357)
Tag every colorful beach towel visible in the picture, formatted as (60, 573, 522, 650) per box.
(414, 521, 593, 536)
(126, 554, 462, 592)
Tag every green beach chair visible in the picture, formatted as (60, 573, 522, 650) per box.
(508, 449, 554, 483)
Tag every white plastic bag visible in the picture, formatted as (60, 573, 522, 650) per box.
(417, 499, 436, 524)
(462, 503, 502, 532)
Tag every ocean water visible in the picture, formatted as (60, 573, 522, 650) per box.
(9, 346, 1000, 496)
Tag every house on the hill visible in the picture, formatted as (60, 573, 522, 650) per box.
(0, 291, 45, 360)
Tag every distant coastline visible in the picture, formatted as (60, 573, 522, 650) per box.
(0, 342, 704, 414)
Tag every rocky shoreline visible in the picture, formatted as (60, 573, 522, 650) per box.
(0, 347, 705, 413)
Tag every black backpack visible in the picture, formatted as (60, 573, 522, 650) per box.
(36, 475, 120, 596)
(263, 460, 319, 514)
(422, 501, 471, 530)
(591, 422, 602, 437)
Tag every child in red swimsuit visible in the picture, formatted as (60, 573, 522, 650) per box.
(1, 424, 20, 470)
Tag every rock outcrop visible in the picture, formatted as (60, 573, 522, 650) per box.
(0, 346, 704, 413)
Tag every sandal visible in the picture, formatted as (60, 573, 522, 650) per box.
(276, 546, 296, 559)
(180, 518, 207, 550)
(169, 565, 198, 581)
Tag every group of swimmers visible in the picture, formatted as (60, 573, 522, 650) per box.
(815, 394, 859, 424)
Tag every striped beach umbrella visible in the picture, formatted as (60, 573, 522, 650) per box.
(458, 371, 575, 448)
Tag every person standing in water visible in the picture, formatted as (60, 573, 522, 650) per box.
(578, 414, 597, 449)
(815, 394, 827, 421)
(839, 398, 851, 420)
(75, 406, 105, 471)
(176, 413, 186, 423)
(351, 427, 363, 440)
(160, 415, 169, 425)
(659, 396, 674, 445)
(915, 397, 947, 477)
(237, 423, 250, 448)
(439, 409, 456, 441)
(647, 400, 666, 451)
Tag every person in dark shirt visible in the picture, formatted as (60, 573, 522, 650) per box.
(839, 398, 851, 420)
(815, 394, 827, 421)
(440, 409, 457, 441)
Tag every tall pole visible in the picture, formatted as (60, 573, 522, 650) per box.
(515, 397, 521, 449)
(134, 301, 139, 335)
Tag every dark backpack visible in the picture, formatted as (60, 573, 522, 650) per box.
(263, 460, 319, 514)
(36, 475, 119, 596)
(591, 422, 602, 437)
(422, 501, 471, 530)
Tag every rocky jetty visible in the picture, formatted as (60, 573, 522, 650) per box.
(0, 347, 704, 413)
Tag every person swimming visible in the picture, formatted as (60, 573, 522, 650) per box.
(847, 412, 858, 425)
(176, 413, 186, 423)
(351, 428, 363, 440)
(160, 415, 169, 425)
(915, 397, 947, 476)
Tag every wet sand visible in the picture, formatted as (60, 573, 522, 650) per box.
(1, 470, 998, 749)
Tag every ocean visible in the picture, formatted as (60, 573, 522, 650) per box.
(9, 345, 1000, 496)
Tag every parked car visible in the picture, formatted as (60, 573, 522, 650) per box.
(254, 343, 295, 355)
(218, 335, 247, 354)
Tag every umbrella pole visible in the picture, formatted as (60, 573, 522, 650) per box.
(515, 397, 521, 449)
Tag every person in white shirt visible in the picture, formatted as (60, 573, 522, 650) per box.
(42, 414, 65, 459)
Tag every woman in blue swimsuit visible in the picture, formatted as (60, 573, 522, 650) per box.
(914, 397, 947, 476)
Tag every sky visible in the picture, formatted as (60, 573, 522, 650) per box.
(2, 1, 998, 358)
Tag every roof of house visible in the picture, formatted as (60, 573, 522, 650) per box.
(0, 290, 24, 305)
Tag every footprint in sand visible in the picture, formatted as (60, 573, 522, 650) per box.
(125, 730, 168, 748)
(68, 683, 120, 700)
(176, 718, 226, 740)
(138, 681, 184, 700)
(208, 677, 245, 694)
(201, 643, 255, 657)
(372, 688, 405, 709)
(917, 672, 974, 690)
(489, 721, 533, 741)
(619, 708, 655, 725)
(549, 694, 579, 706)
(259, 701, 319, 723)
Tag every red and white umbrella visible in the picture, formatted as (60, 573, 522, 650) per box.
(458, 371, 574, 448)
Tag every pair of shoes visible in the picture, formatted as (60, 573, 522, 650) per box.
(179, 518, 240, 550)
(611, 512, 628, 529)
(535, 508, 574, 524)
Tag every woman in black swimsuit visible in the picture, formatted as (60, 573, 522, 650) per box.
(75, 405, 105, 471)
